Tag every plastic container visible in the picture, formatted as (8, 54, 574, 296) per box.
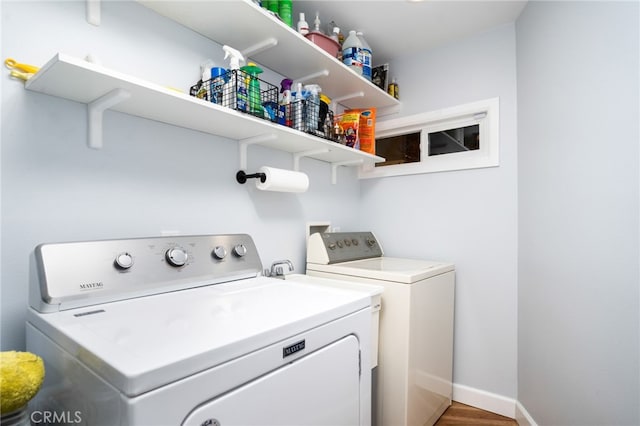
(342, 30, 363, 76)
(297, 12, 309, 35)
(305, 32, 341, 58)
(279, 0, 293, 27)
(357, 31, 372, 81)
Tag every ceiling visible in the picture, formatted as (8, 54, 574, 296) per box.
(295, 1, 528, 65)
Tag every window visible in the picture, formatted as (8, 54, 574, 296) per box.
(359, 98, 499, 178)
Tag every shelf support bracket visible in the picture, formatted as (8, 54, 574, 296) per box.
(295, 70, 329, 85)
(242, 38, 278, 59)
(293, 148, 329, 171)
(239, 134, 277, 170)
(87, 88, 130, 149)
(331, 159, 364, 185)
(86, 0, 101, 26)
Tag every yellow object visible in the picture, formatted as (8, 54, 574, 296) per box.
(4, 58, 39, 74)
(0, 351, 45, 414)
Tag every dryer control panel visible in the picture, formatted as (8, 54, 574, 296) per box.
(306, 232, 384, 265)
(30, 234, 263, 312)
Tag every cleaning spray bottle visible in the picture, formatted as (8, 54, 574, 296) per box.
(240, 62, 264, 116)
(293, 82, 305, 131)
(279, 78, 293, 127)
(222, 45, 245, 110)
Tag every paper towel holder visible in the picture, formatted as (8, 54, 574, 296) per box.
(236, 170, 266, 184)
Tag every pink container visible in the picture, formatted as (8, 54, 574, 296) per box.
(305, 32, 341, 58)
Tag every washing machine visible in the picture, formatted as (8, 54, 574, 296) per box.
(27, 233, 373, 426)
(306, 231, 455, 426)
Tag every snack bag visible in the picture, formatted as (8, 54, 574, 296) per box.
(336, 111, 361, 149)
(345, 108, 376, 154)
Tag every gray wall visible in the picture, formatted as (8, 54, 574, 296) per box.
(359, 24, 519, 400)
(1, 1, 362, 350)
(516, 1, 639, 424)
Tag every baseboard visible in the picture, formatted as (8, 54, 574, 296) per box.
(515, 400, 538, 426)
(452, 383, 517, 419)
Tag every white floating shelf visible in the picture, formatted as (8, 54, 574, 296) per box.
(25, 53, 385, 168)
(136, 0, 400, 111)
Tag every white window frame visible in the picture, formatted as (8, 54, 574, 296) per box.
(359, 97, 499, 178)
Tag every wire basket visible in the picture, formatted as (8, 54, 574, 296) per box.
(190, 69, 279, 123)
(288, 97, 336, 141)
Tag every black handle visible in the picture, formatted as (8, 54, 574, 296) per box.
(236, 170, 267, 184)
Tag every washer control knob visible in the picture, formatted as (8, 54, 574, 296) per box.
(366, 237, 377, 247)
(212, 245, 227, 260)
(233, 244, 247, 257)
(114, 252, 134, 269)
(166, 247, 188, 267)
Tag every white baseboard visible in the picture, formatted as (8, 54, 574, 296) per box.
(515, 400, 538, 426)
(452, 383, 517, 419)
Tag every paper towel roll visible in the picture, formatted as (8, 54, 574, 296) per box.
(255, 166, 309, 192)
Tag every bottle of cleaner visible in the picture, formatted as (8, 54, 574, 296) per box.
(279, 0, 292, 27)
(241, 63, 264, 116)
(222, 45, 245, 110)
(293, 82, 305, 131)
(330, 27, 342, 60)
(297, 13, 309, 35)
(279, 78, 293, 127)
(313, 11, 321, 33)
(356, 31, 372, 81)
(304, 84, 321, 134)
(388, 77, 399, 100)
(342, 30, 362, 76)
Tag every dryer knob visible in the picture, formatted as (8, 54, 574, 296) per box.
(212, 245, 227, 260)
(366, 237, 377, 247)
(166, 247, 188, 267)
(114, 252, 134, 269)
(233, 244, 247, 257)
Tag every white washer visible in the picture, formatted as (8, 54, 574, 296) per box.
(306, 232, 455, 426)
(27, 234, 374, 426)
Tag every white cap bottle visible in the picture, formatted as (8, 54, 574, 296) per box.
(297, 13, 309, 35)
(342, 30, 363, 76)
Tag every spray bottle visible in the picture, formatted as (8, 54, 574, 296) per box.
(222, 45, 245, 110)
(240, 62, 264, 116)
(279, 78, 293, 127)
(293, 82, 305, 131)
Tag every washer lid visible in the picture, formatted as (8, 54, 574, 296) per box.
(307, 257, 455, 283)
(27, 277, 370, 397)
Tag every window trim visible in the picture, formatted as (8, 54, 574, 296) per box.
(359, 97, 499, 178)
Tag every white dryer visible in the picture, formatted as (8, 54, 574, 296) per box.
(306, 231, 455, 426)
(27, 234, 373, 426)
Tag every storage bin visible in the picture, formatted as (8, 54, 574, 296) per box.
(190, 69, 279, 123)
(305, 32, 341, 58)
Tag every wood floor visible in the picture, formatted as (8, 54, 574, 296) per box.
(434, 402, 518, 425)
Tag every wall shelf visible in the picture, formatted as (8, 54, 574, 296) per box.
(25, 53, 384, 169)
(136, 0, 400, 111)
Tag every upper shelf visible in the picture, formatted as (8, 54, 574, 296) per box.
(136, 0, 400, 111)
(25, 53, 385, 168)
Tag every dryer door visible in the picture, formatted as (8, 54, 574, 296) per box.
(183, 335, 361, 426)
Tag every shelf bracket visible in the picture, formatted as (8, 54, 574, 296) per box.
(239, 134, 277, 170)
(87, 88, 130, 149)
(332, 91, 365, 106)
(293, 148, 329, 171)
(331, 159, 364, 185)
(86, 0, 100, 26)
(242, 38, 278, 59)
(295, 70, 329, 85)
